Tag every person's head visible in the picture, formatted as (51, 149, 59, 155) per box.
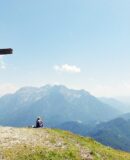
(37, 116, 44, 122)
(37, 116, 41, 120)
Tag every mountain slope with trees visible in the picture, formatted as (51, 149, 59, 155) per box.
(87, 117, 130, 152)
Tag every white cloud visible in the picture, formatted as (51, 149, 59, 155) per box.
(0, 56, 6, 69)
(54, 64, 81, 73)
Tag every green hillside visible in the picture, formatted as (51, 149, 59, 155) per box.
(0, 127, 130, 160)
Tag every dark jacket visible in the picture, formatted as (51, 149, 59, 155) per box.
(36, 119, 43, 128)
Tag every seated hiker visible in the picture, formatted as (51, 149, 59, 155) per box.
(35, 116, 43, 128)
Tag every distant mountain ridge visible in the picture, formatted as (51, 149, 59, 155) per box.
(99, 97, 130, 113)
(87, 116, 130, 152)
(56, 113, 130, 152)
(0, 85, 120, 127)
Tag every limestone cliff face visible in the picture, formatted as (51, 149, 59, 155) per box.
(0, 127, 130, 160)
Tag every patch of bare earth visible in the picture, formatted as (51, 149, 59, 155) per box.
(0, 127, 93, 160)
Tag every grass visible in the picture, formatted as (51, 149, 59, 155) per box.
(3, 146, 81, 160)
(0, 127, 130, 160)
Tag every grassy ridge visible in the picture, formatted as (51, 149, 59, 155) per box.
(0, 128, 130, 160)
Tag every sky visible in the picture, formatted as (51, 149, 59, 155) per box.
(0, 0, 130, 97)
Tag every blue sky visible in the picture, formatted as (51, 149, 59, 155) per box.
(0, 0, 130, 97)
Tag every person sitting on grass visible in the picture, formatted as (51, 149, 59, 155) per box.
(28, 117, 43, 128)
(35, 116, 43, 128)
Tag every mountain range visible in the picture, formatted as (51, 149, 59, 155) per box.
(57, 113, 130, 152)
(1, 85, 130, 152)
(0, 85, 120, 127)
(87, 116, 130, 152)
(99, 97, 130, 113)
